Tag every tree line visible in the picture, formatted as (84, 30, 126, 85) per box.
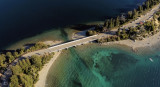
(87, 0, 160, 36)
(9, 52, 55, 87)
(97, 10, 160, 43)
(103, 0, 160, 31)
(0, 42, 49, 77)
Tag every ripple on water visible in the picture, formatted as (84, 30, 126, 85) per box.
(46, 43, 160, 87)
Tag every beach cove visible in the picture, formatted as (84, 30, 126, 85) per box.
(46, 41, 160, 87)
(2, 0, 160, 87)
(36, 24, 160, 87)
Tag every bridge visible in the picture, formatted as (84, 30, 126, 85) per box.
(15, 35, 100, 58)
(48, 35, 98, 52)
(21, 34, 103, 58)
(1, 3, 160, 87)
(1, 34, 101, 87)
(23, 1, 160, 56)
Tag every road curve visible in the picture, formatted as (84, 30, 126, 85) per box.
(1, 3, 160, 87)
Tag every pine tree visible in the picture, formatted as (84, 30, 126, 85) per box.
(19, 60, 25, 70)
(117, 36, 120, 41)
(31, 55, 42, 70)
(109, 18, 113, 28)
(0, 54, 6, 66)
(10, 75, 19, 87)
(26, 58, 31, 66)
(128, 11, 133, 19)
(13, 52, 19, 58)
(6, 52, 15, 63)
(116, 16, 120, 26)
(138, 5, 143, 13)
(11, 65, 22, 75)
(113, 19, 115, 27)
(117, 29, 121, 36)
(122, 29, 126, 34)
(19, 74, 34, 87)
(133, 9, 138, 18)
(104, 19, 109, 28)
(146, 1, 150, 9)
(151, 21, 155, 31)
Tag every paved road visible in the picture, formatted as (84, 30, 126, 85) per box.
(122, 4, 160, 28)
(1, 3, 160, 87)
(1, 35, 100, 87)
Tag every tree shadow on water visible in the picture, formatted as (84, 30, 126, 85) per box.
(71, 24, 96, 31)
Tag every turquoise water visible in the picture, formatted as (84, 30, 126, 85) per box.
(2, 0, 159, 87)
(46, 44, 160, 87)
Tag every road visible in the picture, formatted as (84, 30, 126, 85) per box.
(122, 4, 160, 28)
(1, 3, 160, 87)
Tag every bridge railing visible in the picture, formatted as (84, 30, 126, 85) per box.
(48, 35, 98, 49)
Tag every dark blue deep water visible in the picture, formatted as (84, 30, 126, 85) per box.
(2, 1, 160, 87)
(0, 0, 145, 49)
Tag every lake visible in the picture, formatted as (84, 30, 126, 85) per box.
(0, 0, 145, 49)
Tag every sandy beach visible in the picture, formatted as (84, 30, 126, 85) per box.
(33, 40, 62, 87)
(72, 27, 160, 50)
(72, 3, 160, 50)
(34, 29, 160, 87)
(34, 11, 160, 86)
(102, 31, 160, 50)
(35, 51, 61, 87)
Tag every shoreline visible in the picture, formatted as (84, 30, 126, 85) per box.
(72, 26, 160, 51)
(1, 40, 62, 87)
(1, 1, 160, 87)
(72, 2, 160, 51)
(34, 30, 160, 87)
(34, 51, 61, 87)
(33, 41, 62, 87)
(102, 30, 160, 50)
(8, 3, 160, 86)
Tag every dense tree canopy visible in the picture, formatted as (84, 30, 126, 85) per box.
(9, 75, 19, 87)
(31, 55, 42, 70)
(9, 53, 54, 86)
(11, 65, 22, 75)
(19, 74, 34, 87)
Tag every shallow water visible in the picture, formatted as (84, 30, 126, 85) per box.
(46, 44, 160, 87)
(1, 0, 145, 49)
(2, 0, 158, 87)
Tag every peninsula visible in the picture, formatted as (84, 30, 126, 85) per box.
(1, 0, 160, 87)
